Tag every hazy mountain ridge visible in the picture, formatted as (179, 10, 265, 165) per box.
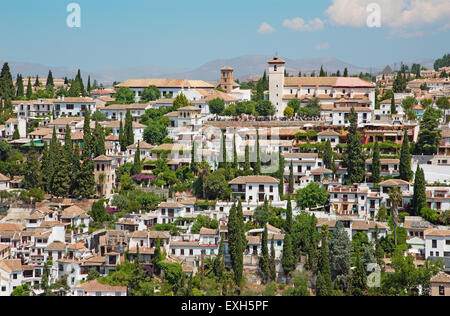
(2, 56, 436, 85)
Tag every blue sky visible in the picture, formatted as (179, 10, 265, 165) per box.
(0, 0, 449, 70)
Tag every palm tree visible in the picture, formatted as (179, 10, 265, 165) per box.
(388, 187, 403, 246)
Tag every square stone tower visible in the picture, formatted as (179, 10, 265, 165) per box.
(268, 57, 286, 117)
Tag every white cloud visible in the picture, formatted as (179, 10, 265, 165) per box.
(282, 17, 325, 31)
(315, 42, 330, 51)
(325, 0, 450, 35)
(258, 22, 275, 34)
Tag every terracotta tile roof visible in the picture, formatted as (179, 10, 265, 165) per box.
(246, 236, 261, 244)
(379, 179, 410, 186)
(199, 227, 218, 235)
(158, 201, 184, 208)
(60, 205, 88, 219)
(430, 272, 450, 283)
(45, 241, 66, 251)
(116, 79, 214, 89)
(229, 176, 279, 185)
(76, 279, 127, 293)
(424, 228, 450, 237)
(0, 259, 22, 273)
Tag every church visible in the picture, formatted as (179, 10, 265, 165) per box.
(268, 57, 376, 117)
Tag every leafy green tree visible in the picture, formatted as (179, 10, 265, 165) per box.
(255, 100, 276, 116)
(89, 199, 109, 223)
(143, 123, 167, 145)
(141, 85, 161, 102)
(329, 222, 351, 286)
(203, 170, 231, 200)
(11, 284, 31, 296)
(399, 130, 413, 181)
(295, 183, 329, 210)
(415, 108, 442, 155)
(172, 93, 191, 110)
(283, 106, 294, 117)
(287, 99, 300, 113)
(436, 96, 450, 110)
(209, 98, 225, 116)
(114, 87, 135, 103)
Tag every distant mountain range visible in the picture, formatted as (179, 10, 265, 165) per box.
(2, 55, 436, 85)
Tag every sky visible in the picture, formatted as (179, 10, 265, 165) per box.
(0, 0, 449, 70)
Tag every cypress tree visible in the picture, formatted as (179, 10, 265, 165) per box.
(87, 76, 91, 94)
(93, 120, 106, 157)
(77, 69, 86, 96)
(74, 156, 95, 199)
(82, 109, 92, 159)
(345, 107, 365, 184)
(23, 146, 42, 189)
(13, 127, 20, 140)
(0, 63, 15, 101)
(390, 93, 397, 115)
(51, 149, 71, 198)
(232, 134, 238, 169)
(228, 203, 244, 285)
(46, 70, 54, 88)
(323, 140, 333, 170)
(254, 130, 261, 175)
(316, 228, 333, 296)
(372, 141, 381, 184)
(259, 226, 270, 284)
(124, 109, 134, 146)
(269, 236, 276, 282)
(16, 74, 24, 98)
(219, 131, 227, 169)
(119, 120, 126, 152)
(329, 222, 351, 283)
(285, 199, 293, 234)
(349, 253, 367, 296)
(289, 161, 294, 194)
(26, 77, 32, 99)
(244, 144, 251, 174)
(399, 129, 412, 181)
(319, 65, 326, 77)
(34, 75, 40, 87)
(281, 233, 295, 281)
(344, 68, 348, 77)
(41, 143, 51, 192)
(213, 239, 225, 280)
(277, 151, 285, 197)
(412, 166, 426, 216)
(131, 142, 142, 175)
(70, 144, 82, 193)
(153, 238, 162, 275)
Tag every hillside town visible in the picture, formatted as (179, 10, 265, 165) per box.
(0, 53, 449, 297)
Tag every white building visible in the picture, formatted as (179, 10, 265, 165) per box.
(229, 176, 280, 203)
